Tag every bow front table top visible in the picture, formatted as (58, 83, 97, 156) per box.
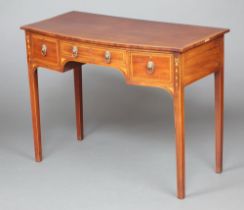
(21, 11, 229, 199)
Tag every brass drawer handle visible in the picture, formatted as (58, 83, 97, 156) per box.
(104, 50, 111, 63)
(72, 46, 78, 58)
(147, 60, 155, 74)
(41, 44, 47, 56)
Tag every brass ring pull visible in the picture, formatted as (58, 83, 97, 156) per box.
(41, 44, 47, 56)
(72, 46, 78, 58)
(104, 50, 111, 63)
(147, 60, 155, 74)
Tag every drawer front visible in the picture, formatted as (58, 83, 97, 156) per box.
(31, 34, 59, 65)
(130, 52, 173, 84)
(60, 41, 91, 63)
(60, 42, 126, 69)
(91, 47, 126, 68)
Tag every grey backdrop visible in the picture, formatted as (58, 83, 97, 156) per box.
(0, 0, 244, 209)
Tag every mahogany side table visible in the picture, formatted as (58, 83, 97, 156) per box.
(21, 11, 229, 199)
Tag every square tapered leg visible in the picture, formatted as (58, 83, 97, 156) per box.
(28, 66, 42, 161)
(173, 87, 185, 199)
(74, 64, 84, 140)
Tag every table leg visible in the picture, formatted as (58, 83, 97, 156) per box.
(173, 87, 185, 199)
(28, 66, 42, 162)
(215, 68, 224, 173)
(74, 64, 84, 140)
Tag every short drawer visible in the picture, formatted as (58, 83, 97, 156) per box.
(130, 52, 173, 84)
(31, 34, 59, 65)
(60, 41, 91, 63)
(91, 47, 126, 68)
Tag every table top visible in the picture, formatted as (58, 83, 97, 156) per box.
(21, 11, 229, 52)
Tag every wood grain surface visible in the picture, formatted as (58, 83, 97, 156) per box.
(21, 11, 229, 52)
